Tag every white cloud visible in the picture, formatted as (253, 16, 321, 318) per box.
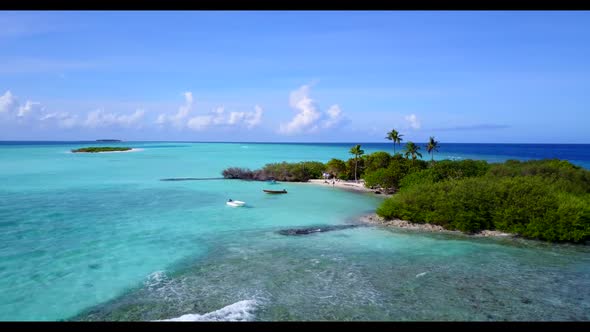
(279, 85, 348, 135)
(0, 90, 45, 121)
(39, 112, 79, 129)
(156, 92, 194, 128)
(1, 89, 263, 134)
(244, 105, 263, 129)
(18, 100, 43, 117)
(211, 107, 226, 125)
(84, 109, 145, 128)
(0, 91, 17, 113)
(279, 85, 322, 135)
(322, 104, 344, 129)
(227, 111, 245, 125)
(405, 114, 421, 129)
(186, 115, 212, 131)
(186, 105, 264, 131)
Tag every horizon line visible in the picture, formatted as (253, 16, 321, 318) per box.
(0, 140, 589, 145)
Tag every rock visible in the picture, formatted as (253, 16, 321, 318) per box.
(277, 224, 367, 236)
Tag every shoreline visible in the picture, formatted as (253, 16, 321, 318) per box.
(359, 213, 515, 238)
(302, 180, 513, 238)
(302, 179, 392, 197)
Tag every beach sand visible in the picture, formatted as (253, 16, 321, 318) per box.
(304, 179, 392, 197)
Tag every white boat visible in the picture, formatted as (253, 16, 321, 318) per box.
(226, 200, 246, 207)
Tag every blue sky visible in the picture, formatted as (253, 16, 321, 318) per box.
(0, 11, 589, 143)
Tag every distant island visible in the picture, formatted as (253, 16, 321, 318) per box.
(96, 139, 122, 142)
(72, 147, 132, 153)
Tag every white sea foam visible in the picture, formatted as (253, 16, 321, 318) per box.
(144, 271, 169, 290)
(416, 272, 428, 278)
(155, 299, 259, 322)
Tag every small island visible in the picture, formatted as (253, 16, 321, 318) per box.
(222, 129, 590, 244)
(72, 147, 132, 153)
(96, 139, 122, 142)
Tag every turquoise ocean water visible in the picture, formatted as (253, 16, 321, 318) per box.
(0, 142, 589, 321)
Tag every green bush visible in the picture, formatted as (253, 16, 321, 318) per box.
(363, 168, 397, 189)
(487, 159, 590, 195)
(364, 151, 392, 173)
(399, 159, 489, 189)
(377, 174, 590, 242)
(72, 146, 132, 153)
(258, 161, 325, 182)
(325, 158, 347, 178)
(345, 157, 365, 180)
(364, 155, 427, 189)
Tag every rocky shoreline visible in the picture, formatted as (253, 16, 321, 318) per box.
(359, 214, 514, 238)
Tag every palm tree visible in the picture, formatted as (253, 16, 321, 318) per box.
(385, 129, 403, 154)
(403, 141, 422, 162)
(426, 136, 439, 162)
(349, 144, 365, 182)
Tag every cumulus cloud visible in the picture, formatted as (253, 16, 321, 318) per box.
(1, 89, 263, 134)
(186, 105, 264, 131)
(245, 105, 263, 128)
(84, 109, 145, 128)
(0, 91, 18, 113)
(322, 104, 347, 129)
(279, 85, 322, 135)
(156, 92, 193, 128)
(405, 114, 421, 129)
(279, 85, 348, 135)
(186, 115, 212, 131)
(17, 100, 43, 117)
(39, 112, 79, 129)
(211, 107, 226, 125)
(0, 90, 45, 121)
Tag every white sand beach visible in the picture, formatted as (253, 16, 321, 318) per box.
(303, 179, 392, 197)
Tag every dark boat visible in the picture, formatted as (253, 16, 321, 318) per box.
(263, 189, 288, 194)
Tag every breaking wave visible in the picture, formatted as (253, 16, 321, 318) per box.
(155, 299, 259, 321)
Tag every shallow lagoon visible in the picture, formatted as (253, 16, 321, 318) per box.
(1, 142, 589, 321)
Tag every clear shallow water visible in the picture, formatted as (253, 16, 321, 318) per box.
(0, 142, 589, 321)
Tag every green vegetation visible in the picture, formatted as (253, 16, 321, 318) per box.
(349, 144, 365, 182)
(377, 158, 590, 243)
(364, 151, 392, 173)
(223, 161, 327, 182)
(222, 128, 590, 243)
(403, 141, 422, 162)
(385, 129, 403, 154)
(325, 158, 347, 179)
(72, 146, 132, 153)
(426, 136, 439, 162)
(363, 154, 427, 190)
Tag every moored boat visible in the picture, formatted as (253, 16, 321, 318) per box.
(263, 189, 287, 194)
(226, 200, 246, 207)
